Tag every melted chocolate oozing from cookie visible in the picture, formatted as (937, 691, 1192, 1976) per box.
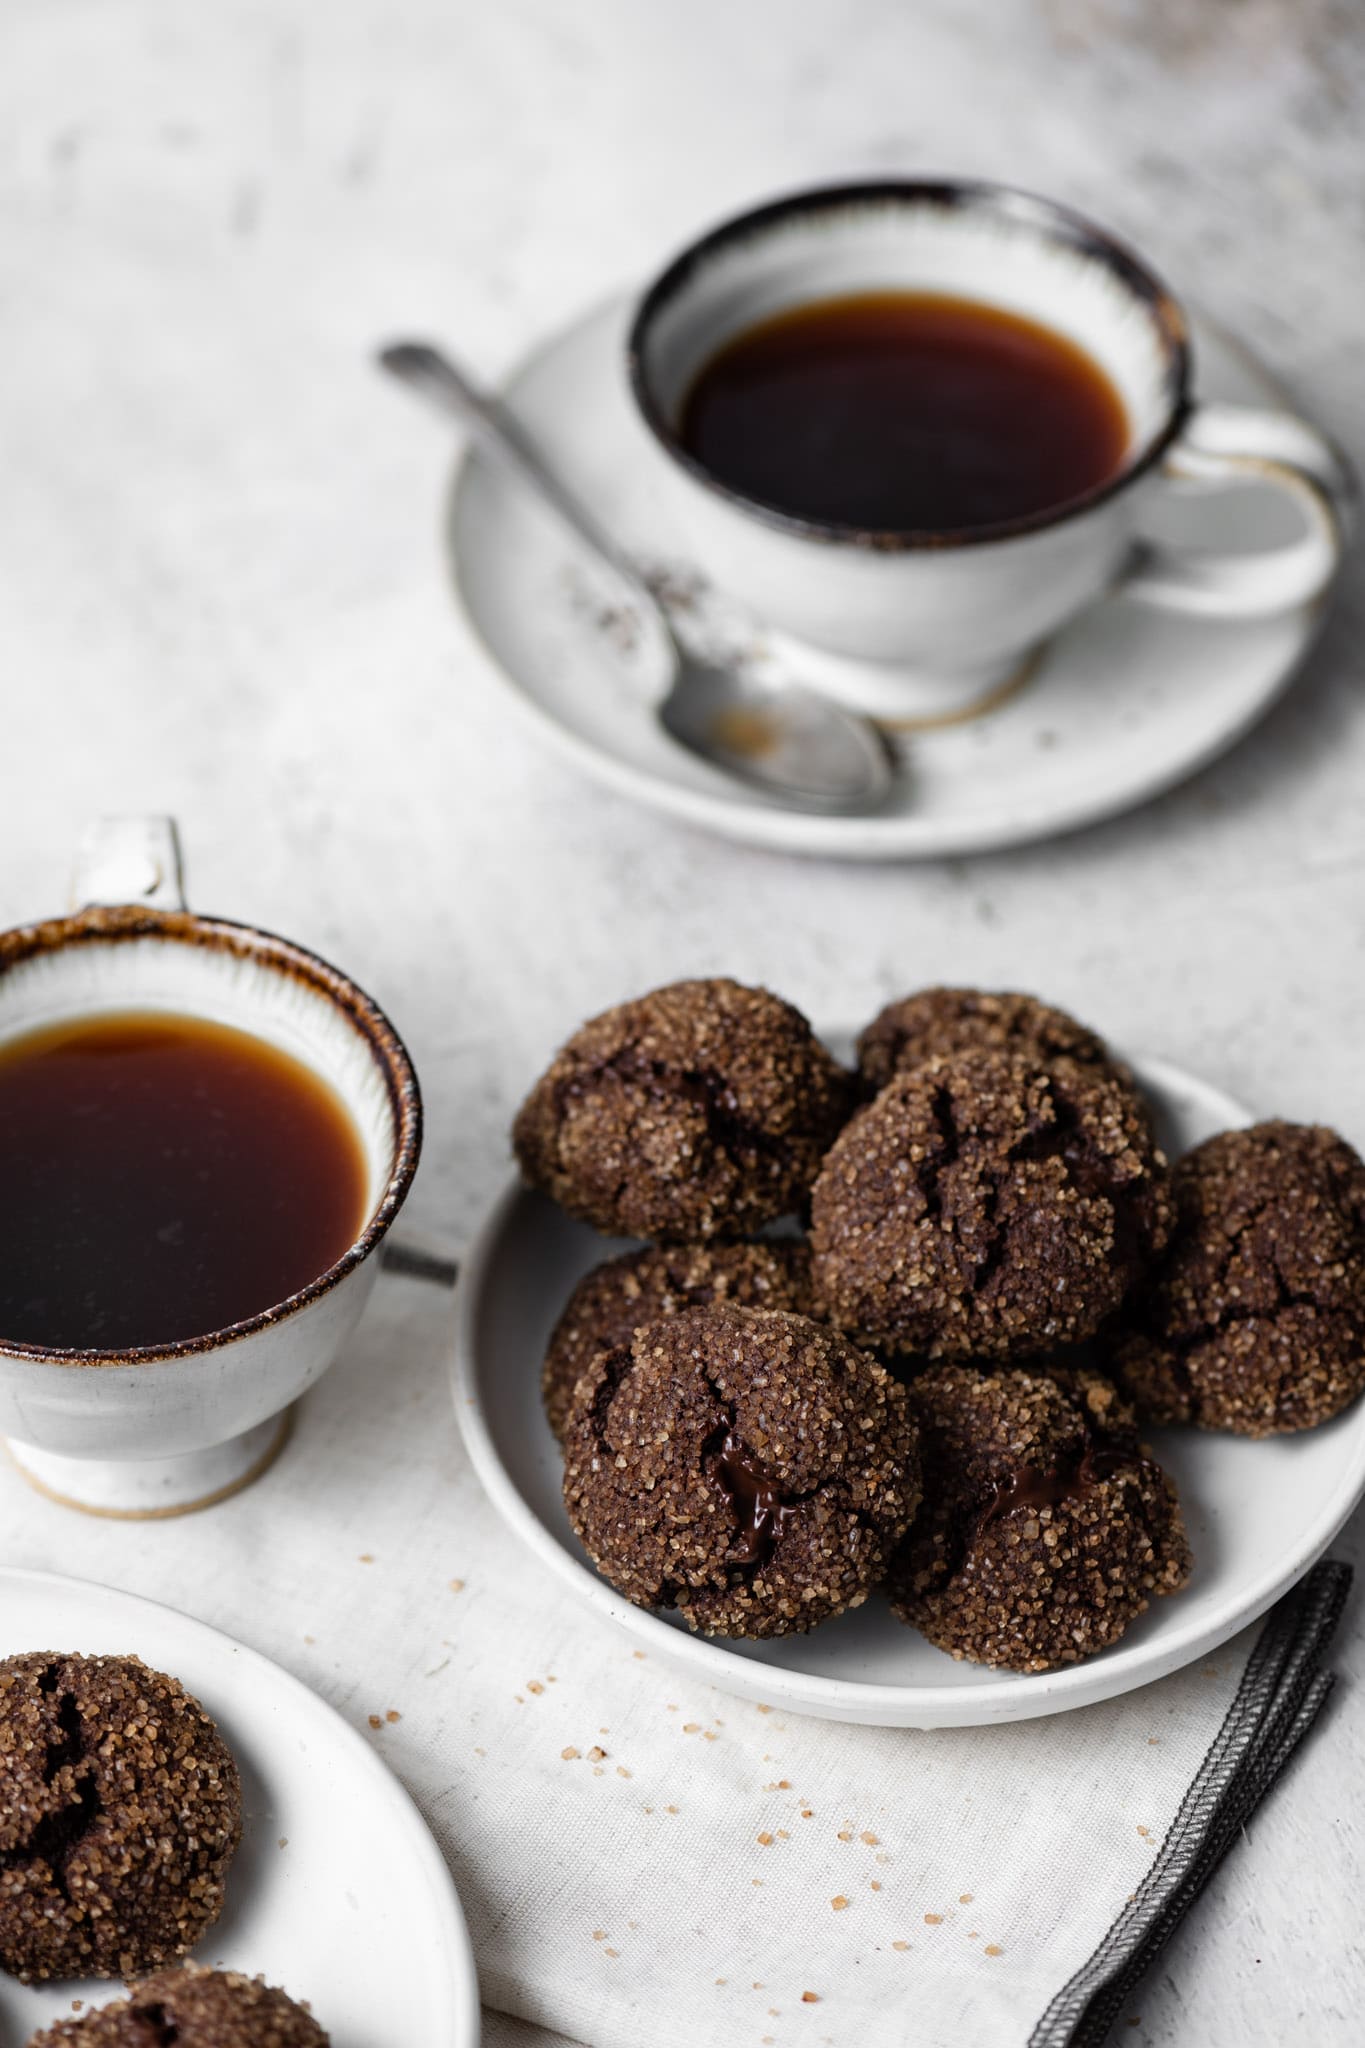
(708, 1432, 798, 1564)
(975, 1442, 1132, 1533)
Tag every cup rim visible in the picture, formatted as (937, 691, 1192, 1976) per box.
(0, 904, 423, 1367)
(627, 176, 1193, 552)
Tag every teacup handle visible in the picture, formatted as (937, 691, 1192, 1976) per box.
(381, 1233, 459, 1288)
(73, 815, 187, 911)
(1119, 402, 1356, 618)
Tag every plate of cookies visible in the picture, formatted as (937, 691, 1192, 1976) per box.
(452, 980, 1365, 1727)
(0, 1570, 480, 2045)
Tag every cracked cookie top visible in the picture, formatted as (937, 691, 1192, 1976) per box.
(28, 1963, 329, 2046)
(810, 1048, 1172, 1362)
(856, 986, 1119, 1096)
(0, 1652, 242, 1985)
(541, 1239, 814, 1439)
(512, 978, 851, 1242)
(886, 1365, 1191, 1671)
(561, 1303, 919, 1638)
(1106, 1120, 1365, 1435)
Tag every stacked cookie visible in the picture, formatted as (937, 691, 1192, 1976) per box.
(515, 978, 1365, 1674)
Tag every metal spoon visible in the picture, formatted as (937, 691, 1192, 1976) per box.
(377, 342, 895, 813)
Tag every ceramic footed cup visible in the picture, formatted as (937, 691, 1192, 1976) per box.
(0, 818, 423, 1517)
(628, 179, 1357, 718)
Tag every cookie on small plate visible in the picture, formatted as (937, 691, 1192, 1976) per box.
(563, 1303, 918, 1637)
(0, 1652, 241, 1985)
(811, 1048, 1171, 1362)
(856, 986, 1119, 1096)
(541, 1239, 814, 1439)
(1109, 1120, 1365, 1436)
(513, 978, 850, 1241)
(887, 1366, 1191, 1672)
(26, 1963, 327, 2046)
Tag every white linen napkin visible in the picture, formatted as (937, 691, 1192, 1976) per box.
(2, 1267, 1345, 2048)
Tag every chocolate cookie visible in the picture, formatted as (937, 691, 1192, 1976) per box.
(0, 1653, 241, 1985)
(562, 1303, 919, 1636)
(513, 978, 850, 1241)
(542, 1239, 814, 1439)
(857, 986, 1117, 1096)
(810, 1049, 1171, 1362)
(887, 1366, 1191, 1671)
(1107, 1120, 1365, 1435)
(27, 1965, 328, 2046)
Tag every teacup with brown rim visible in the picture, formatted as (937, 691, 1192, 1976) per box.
(0, 817, 421, 1517)
(629, 179, 1355, 716)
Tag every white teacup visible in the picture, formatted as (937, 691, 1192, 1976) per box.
(628, 179, 1355, 716)
(0, 818, 422, 1517)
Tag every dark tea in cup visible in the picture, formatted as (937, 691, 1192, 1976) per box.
(0, 1010, 369, 1350)
(677, 289, 1130, 536)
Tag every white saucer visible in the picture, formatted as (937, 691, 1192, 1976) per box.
(450, 1049, 1365, 1729)
(0, 1570, 481, 2046)
(448, 296, 1330, 860)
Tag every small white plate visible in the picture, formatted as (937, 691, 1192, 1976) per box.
(451, 1052, 1365, 1728)
(448, 296, 1329, 861)
(0, 1571, 481, 2046)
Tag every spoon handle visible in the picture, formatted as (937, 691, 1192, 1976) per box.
(378, 341, 661, 622)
